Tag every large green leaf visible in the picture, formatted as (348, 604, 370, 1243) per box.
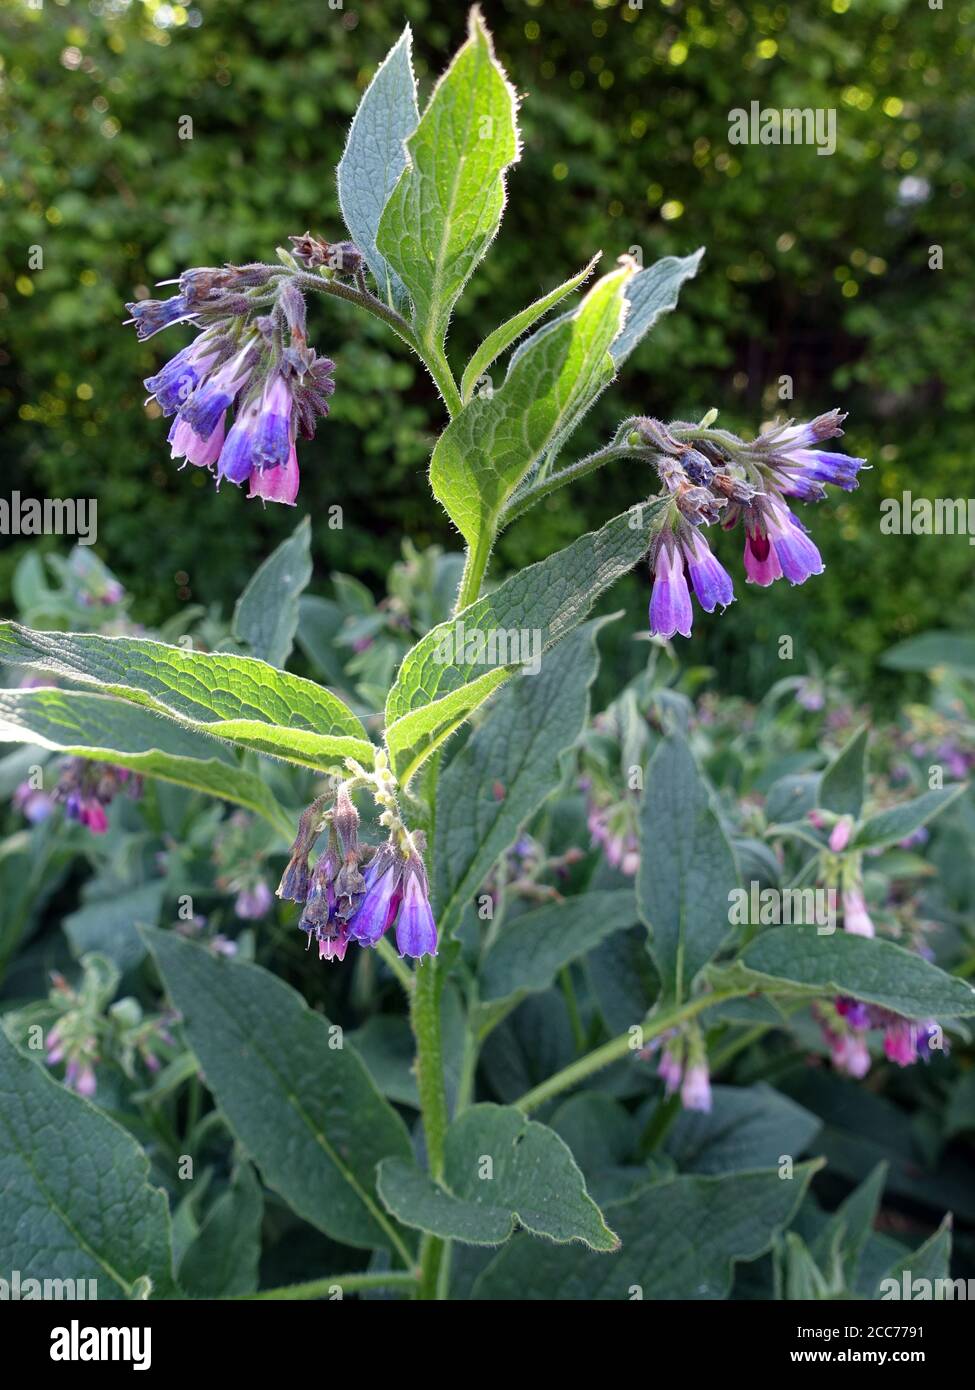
(376, 9, 519, 352)
(337, 24, 419, 306)
(739, 926, 975, 1019)
(431, 265, 632, 585)
(232, 516, 312, 669)
(459, 254, 599, 403)
(637, 735, 740, 1002)
(384, 501, 665, 782)
(377, 1104, 618, 1251)
(882, 630, 975, 674)
(472, 1162, 819, 1299)
(664, 1084, 822, 1175)
(0, 1028, 175, 1299)
(434, 618, 608, 936)
(178, 1162, 263, 1298)
(0, 623, 373, 772)
(610, 249, 705, 366)
(480, 890, 638, 1004)
(143, 927, 413, 1256)
(0, 687, 292, 836)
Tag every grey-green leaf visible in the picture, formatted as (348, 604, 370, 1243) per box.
(0, 687, 292, 836)
(610, 249, 705, 366)
(664, 1084, 822, 1176)
(142, 927, 413, 1256)
(637, 734, 740, 1002)
(376, 10, 519, 350)
(377, 1103, 618, 1251)
(0, 1028, 175, 1299)
(853, 784, 967, 851)
(480, 890, 638, 1004)
(384, 501, 665, 783)
(0, 623, 373, 772)
(818, 725, 869, 820)
(232, 516, 312, 669)
(472, 1162, 820, 1299)
(434, 618, 608, 937)
(740, 926, 975, 1019)
(178, 1162, 263, 1298)
(337, 25, 419, 306)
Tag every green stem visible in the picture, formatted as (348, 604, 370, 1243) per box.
(236, 1270, 418, 1301)
(455, 537, 490, 613)
(500, 443, 647, 527)
(560, 966, 586, 1055)
(514, 989, 749, 1113)
(411, 959, 449, 1179)
(423, 342, 464, 418)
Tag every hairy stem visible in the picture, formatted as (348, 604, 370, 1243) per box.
(236, 1270, 419, 1301)
(514, 988, 750, 1113)
(500, 442, 648, 527)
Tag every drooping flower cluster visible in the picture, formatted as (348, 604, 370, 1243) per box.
(277, 784, 438, 963)
(642, 1026, 712, 1112)
(213, 810, 275, 920)
(127, 253, 343, 505)
(633, 410, 867, 639)
(48, 759, 142, 835)
(815, 997, 943, 1079)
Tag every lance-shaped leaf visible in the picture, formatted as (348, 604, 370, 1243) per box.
(460, 254, 600, 403)
(384, 500, 665, 783)
(739, 926, 975, 1019)
(376, 9, 519, 350)
(232, 515, 312, 669)
(0, 687, 292, 837)
(431, 265, 632, 586)
(0, 623, 373, 772)
(472, 1161, 820, 1299)
(178, 1162, 263, 1299)
(0, 1028, 175, 1299)
(610, 249, 705, 366)
(637, 735, 740, 1003)
(143, 928, 413, 1256)
(377, 1103, 618, 1251)
(818, 725, 869, 820)
(337, 25, 419, 306)
(852, 784, 967, 852)
(480, 890, 639, 1005)
(434, 618, 608, 936)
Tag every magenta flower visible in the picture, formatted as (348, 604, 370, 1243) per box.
(829, 817, 853, 852)
(842, 886, 875, 938)
(680, 1062, 712, 1113)
(745, 498, 824, 586)
(235, 880, 273, 919)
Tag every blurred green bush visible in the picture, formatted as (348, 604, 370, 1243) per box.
(1, 0, 973, 696)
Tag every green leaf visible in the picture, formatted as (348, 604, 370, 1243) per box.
(178, 1161, 263, 1298)
(377, 1103, 618, 1251)
(876, 1216, 952, 1298)
(232, 516, 312, 669)
(0, 1027, 175, 1299)
(818, 725, 869, 819)
(0, 687, 293, 836)
(64, 883, 165, 973)
(430, 264, 632, 585)
(434, 617, 608, 936)
(480, 890, 638, 1004)
(740, 926, 975, 1019)
(376, 9, 519, 350)
(811, 1161, 887, 1288)
(637, 734, 740, 1002)
(610, 248, 705, 366)
(853, 784, 967, 851)
(472, 1161, 820, 1299)
(882, 630, 975, 674)
(384, 501, 665, 783)
(664, 1084, 822, 1176)
(142, 927, 413, 1256)
(0, 623, 373, 773)
(337, 24, 419, 306)
(459, 254, 599, 403)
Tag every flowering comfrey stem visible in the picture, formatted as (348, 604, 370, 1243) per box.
(513, 987, 753, 1114)
(500, 442, 650, 528)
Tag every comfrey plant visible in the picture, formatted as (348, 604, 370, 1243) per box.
(0, 13, 971, 1304)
